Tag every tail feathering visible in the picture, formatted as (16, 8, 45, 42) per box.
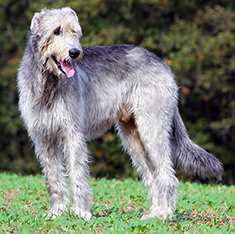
(171, 108, 223, 181)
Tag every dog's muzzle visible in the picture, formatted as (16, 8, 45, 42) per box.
(52, 48, 81, 78)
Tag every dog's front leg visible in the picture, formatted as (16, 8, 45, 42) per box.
(64, 129, 93, 220)
(34, 139, 68, 219)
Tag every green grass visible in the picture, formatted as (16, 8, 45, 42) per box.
(0, 173, 234, 233)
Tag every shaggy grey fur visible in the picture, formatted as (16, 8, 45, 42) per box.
(17, 7, 223, 221)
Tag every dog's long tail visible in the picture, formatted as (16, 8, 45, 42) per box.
(171, 108, 223, 181)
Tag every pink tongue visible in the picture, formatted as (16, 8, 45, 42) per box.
(60, 61, 75, 78)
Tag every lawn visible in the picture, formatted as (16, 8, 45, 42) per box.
(0, 173, 234, 233)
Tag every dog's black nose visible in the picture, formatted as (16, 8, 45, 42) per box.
(69, 48, 80, 59)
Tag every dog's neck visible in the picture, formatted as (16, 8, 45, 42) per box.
(41, 71, 61, 109)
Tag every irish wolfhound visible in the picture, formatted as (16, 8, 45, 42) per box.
(17, 7, 223, 221)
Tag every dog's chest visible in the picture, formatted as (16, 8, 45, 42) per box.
(25, 94, 74, 137)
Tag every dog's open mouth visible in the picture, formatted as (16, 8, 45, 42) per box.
(52, 56, 75, 78)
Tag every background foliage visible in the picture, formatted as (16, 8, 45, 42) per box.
(0, 0, 234, 184)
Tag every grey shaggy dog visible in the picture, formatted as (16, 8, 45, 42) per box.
(17, 7, 223, 221)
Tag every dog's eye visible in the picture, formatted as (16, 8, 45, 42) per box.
(54, 26, 61, 36)
(72, 30, 76, 34)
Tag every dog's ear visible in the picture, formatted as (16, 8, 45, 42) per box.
(30, 13, 40, 32)
(62, 7, 78, 20)
(70, 9, 78, 19)
(30, 8, 48, 32)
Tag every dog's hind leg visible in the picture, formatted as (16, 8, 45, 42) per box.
(34, 139, 68, 218)
(135, 85, 179, 221)
(118, 82, 179, 221)
(117, 113, 178, 221)
(64, 129, 93, 220)
(117, 115, 154, 184)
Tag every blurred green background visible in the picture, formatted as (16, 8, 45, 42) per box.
(0, 0, 234, 184)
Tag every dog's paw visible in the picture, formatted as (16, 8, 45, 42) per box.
(43, 211, 58, 220)
(140, 213, 156, 221)
(72, 207, 92, 221)
(44, 205, 67, 220)
(140, 213, 174, 222)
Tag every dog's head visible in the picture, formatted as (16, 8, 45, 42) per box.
(30, 7, 83, 78)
